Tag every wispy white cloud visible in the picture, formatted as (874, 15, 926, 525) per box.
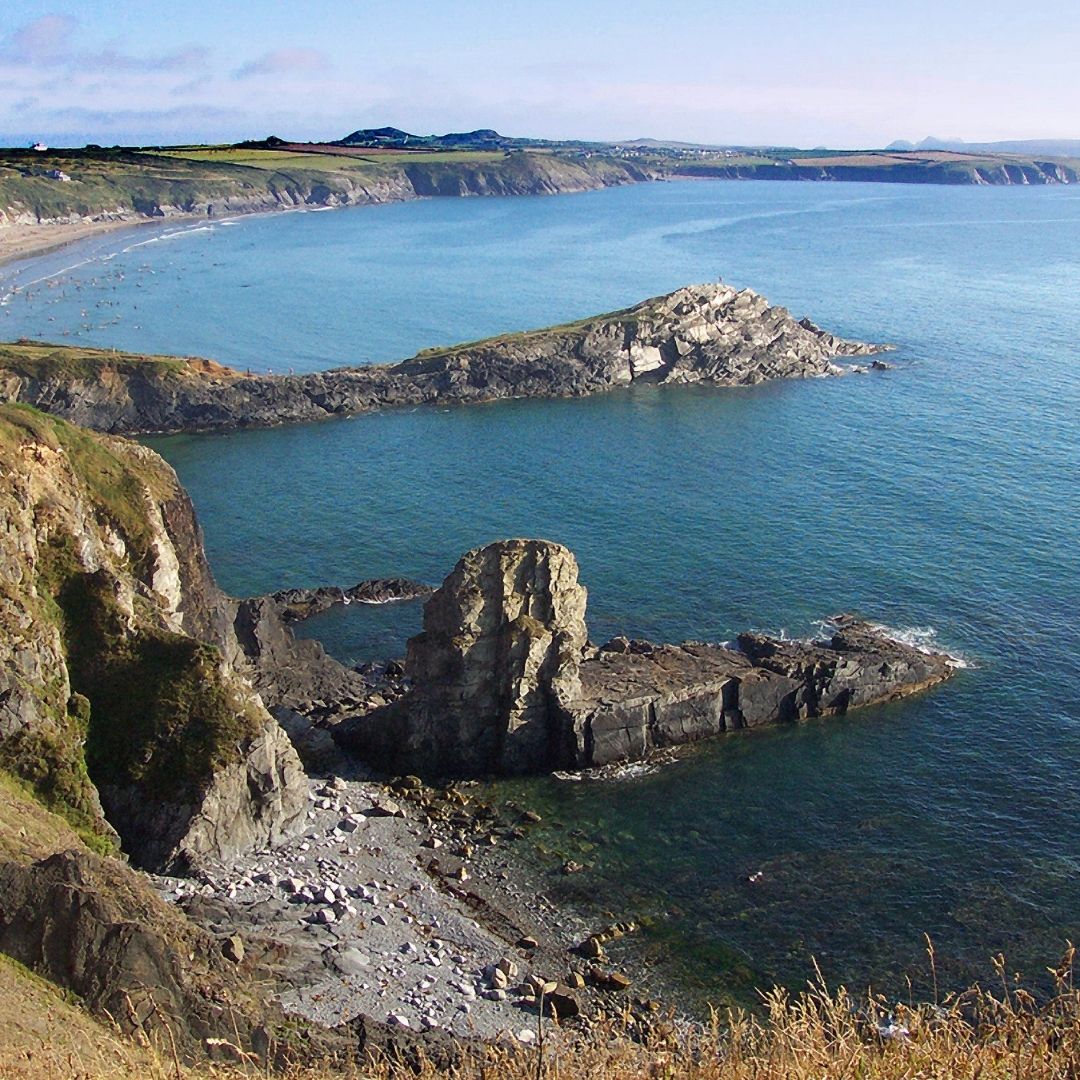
(234, 48, 329, 79)
(0, 15, 209, 74)
(1, 8, 1077, 149)
(0, 14, 77, 63)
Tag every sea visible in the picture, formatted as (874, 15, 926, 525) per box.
(3, 179, 1078, 1008)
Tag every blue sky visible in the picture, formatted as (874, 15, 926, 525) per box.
(1, 0, 1076, 148)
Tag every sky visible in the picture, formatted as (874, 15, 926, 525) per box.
(1, 0, 1077, 149)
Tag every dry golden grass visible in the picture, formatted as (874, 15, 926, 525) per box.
(3, 945, 1078, 1080)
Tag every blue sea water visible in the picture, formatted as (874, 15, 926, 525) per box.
(4, 180, 1079, 1005)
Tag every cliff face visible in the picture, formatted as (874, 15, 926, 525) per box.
(0, 284, 885, 434)
(337, 540, 956, 776)
(0, 405, 307, 870)
(356, 540, 589, 774)
(0, 150, 652, 228)
(672, 159, 1080, 185)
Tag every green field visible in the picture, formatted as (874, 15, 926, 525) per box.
(156, 146, 510, 170)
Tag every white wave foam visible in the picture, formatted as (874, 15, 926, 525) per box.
(119, 236, 161, 253)
(757, 617, 972, 670)
(553, 749, 679, 783)
(4, 252, 106, 295)
(159, 225, 216, 240)
(865, 621, 973, 669)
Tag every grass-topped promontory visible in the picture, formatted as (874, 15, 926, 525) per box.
(400, 300, 652, 367)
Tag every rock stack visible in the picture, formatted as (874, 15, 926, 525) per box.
(336, 539, 956, 777)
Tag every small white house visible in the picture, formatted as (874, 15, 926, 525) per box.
(31, 142, 48, 152)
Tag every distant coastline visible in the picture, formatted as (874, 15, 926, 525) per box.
(3, 140, 1079, 269)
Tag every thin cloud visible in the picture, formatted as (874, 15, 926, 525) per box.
(82, 45, 210, 74)
(0, 16, 208, 74)
(234, 48, 329, 79)
(44, 103, 244, 125)
(0, 14, 77, 62)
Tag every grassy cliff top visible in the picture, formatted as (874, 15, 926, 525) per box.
(0, 401, 177, 509)
(0, 341, 239, 382)
(0, 144, 632, 225)
(157, 145, 510, 169)
(399, 308, 633, 368)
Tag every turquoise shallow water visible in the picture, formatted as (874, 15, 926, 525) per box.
(5, 180, 1079, 1005)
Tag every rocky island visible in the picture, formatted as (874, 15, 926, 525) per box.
(0, 283, 885, 434)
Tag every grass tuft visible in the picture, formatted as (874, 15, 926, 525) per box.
(2, 943, 1078, 1078)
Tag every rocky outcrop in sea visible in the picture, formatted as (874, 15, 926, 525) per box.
(0, 284, 886, 434)
(267, 577, 433, 622)
(336, 540, 956, 776)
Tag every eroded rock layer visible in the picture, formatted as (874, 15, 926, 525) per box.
(337, 540, 956, 776)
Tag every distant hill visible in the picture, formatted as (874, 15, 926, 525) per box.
(888, 136, 1080, 158)
(335, 127, 550, 150)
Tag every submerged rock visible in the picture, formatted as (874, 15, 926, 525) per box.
(336, 540, 956, 777)
(267, 577, 434, 623)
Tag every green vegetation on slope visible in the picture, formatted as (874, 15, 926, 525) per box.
(48, 542, 262, 799)
(0, 403, 176, 566)
(400, 297, 659, 367)
(0, 144, 641, 225)
(0, 146, 364, 222)
(0, 341, 192, 381)
(159, 146, 509, 168)
(0, 406, 261, 856)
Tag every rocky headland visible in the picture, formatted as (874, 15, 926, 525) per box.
(0, 404, 308, 872)
(0, 283, 886, 434)
(671, 156, 1080, 185)
(0, 405, 603, 1061)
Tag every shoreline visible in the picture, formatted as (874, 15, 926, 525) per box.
(0, 204, 368, 271)
(0, 176, 633, 274)
(0, 218, 163, 269)
(159, 771, 660, 1043)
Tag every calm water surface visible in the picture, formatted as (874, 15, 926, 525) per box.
(6, 181, 1079, 1007)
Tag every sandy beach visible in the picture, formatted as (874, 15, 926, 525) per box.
(0, 218, 161, 268)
